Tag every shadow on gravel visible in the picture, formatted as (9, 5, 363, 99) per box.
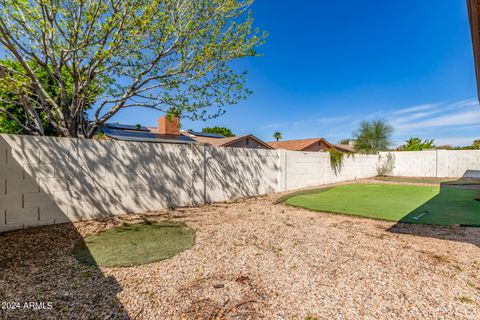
(0, 223, 129, 319)
(387, 223, 480, 248)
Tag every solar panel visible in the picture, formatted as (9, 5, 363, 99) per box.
(188, 130, 225, 138)
(106, 123, 149, 131)
(101, 127, 196, 143)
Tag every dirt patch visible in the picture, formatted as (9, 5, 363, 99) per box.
(1, 188, 479, 319)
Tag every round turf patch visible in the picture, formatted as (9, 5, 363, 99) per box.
(72, 221, 195, 267)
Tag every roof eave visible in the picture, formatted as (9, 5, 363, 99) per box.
(222, 135, 274, 149)
(300, 138, 335, 151)
(468, 0, 480, 101)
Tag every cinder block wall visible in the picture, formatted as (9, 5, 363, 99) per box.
(204, 146, 280, 202)
(0, 134, 286, 232)
(325, 154, 379, 183)
(379, 150, 480, 178)
(283, 151, 328, 190)
(2, 134, 480, 233)
(0, 135, 202, 233)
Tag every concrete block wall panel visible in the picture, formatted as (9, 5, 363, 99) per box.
(4, 134, 77, 166)
(6, 207, 39, 225)
(380, 151, 438, 177)
(284, 151, 327, 190)
(38, 204, 68, 222)
(276, 150, 287, 191)
(23, 192, 54, 208)
(204, 146, 279, 202)
(326, 154, 378, 184)
(436, 150, 449, 178)
(440, 150, 480, 177)
(189, 144, 206, 205)
(0, 210, 4, 227)
(379, 150, 480, 178)
(7, 176, 39, 194)
(0, 193, 22, 211)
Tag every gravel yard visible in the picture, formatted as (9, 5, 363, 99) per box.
(1, 181, 480, 319)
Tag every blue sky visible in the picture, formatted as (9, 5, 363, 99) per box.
(111, 0, 480, 147)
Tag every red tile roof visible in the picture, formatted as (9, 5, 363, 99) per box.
(267, 138, 334, 151)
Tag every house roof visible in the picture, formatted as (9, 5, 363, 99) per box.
(187, 130, 225, 138)
(468, 0, 480, 101)
(101, 125, 196, 144)
(267, 138, 335, 151)
(106, 123, 149, 131)
(332, 143, 355, 153)
(194, 134, 273, 149)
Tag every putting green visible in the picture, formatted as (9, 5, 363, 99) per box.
(73, 221, 195, 267)
(285, 184, 480, 226)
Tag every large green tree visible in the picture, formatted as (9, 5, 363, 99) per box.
(399, 137, 435, 151)
(353, 119, 393, 154)
(201, 126, 234, 137)
(0, 59, 100, 135)
(0, 0, 265, 137)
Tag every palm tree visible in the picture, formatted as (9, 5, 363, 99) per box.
(353, 119, 393, 154)
(273, 131, 282, 142)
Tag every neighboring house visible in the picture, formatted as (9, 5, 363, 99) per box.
(100, 116, 272, 149)
(332, 141, 356, 153)
(268, 138, 350, 152)
(187, 130, 273, 149)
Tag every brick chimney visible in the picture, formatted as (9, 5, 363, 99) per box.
(158, 116, 180, 135)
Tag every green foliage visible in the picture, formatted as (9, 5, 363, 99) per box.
(338, 138, 351, 144)
(433, 139, 480, 150)
(470, 139, 480, 150)
(328, 148, 352, 174)
(0, 60, 65, 135)
(273, 131, 282, 141)
(201, 126, 234, 137)
(0, 0, 266, 137)
(0, 59, 100, 135)
(328, 148, 344, 173)
(94, 132, 107, 140)
(399, 137, 435, 151)
(376, 152, 395, 176)
(353, 119, 393, 154)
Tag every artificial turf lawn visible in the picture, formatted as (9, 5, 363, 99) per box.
(285, 184, 480, 226)
(73, 221, 195, 267)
